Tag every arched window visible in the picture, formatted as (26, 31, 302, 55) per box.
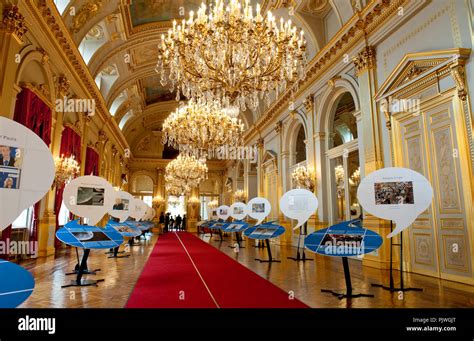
(295, 125, 307, 164)
(330, 93, 357, 148)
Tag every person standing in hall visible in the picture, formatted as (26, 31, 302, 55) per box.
(175, 214, 182, 231)
(182, 214, 186, 231)
(159, 212, 164, 233)
(164, 212, 170, 233)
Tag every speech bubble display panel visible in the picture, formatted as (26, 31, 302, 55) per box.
(0, 117, 55, 231)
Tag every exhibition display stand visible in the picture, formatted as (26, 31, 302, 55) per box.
(222, 221, 249, 248)
(244, 223, 285, 263)
(371, 221, 423, 293)
(305, 220, 383, 299)
(56, 220, 123, 287)
(209, 222, 228, 241)
(287, 222, 313, 262)
(106, 219, 142, 259)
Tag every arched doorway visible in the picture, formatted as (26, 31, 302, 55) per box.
(326, 92, 361, 223)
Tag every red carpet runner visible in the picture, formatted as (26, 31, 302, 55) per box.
(126, 232, 308, 308)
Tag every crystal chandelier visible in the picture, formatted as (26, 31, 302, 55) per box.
(54, 155, 80, 187)
(165, 182, 186, 197)
(162, 100, 244, 158)
(291, 165, 315, 191)
(233, 189, 247, 202)
(349, 167, 361, 187)
(208, 199, 219, 209)
(156, 0, 307, 111)
(168, 196, 181, 208)
(165, 154, 208, 194)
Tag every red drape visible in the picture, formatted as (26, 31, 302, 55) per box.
(1, 88, 52, 258)
(54, 126, 81, 248)
(85, 147, 99, 176)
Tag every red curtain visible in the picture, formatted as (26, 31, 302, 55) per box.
(54, 126, 81, 248)
(0, 88, 52, 259)
(85, 147, 99, 176)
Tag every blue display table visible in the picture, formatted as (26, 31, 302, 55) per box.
(0, 260, 34, 308)
(244, 223, 285, 263)
(56, 220, 124, 288)
(305, 220, 382, 299)
(222, 221, 249, 248)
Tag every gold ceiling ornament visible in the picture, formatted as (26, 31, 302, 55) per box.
(54, 155, 80, 187)
(291, 164, 315, 191)
(162, 100, 244, 158)
(156, 0, 307, 111)
(165, 154, 208, 194)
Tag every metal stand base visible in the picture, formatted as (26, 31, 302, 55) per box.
(255, 239, 280, 263)
(61, 279, 105, 288)
(321, 257, 373, 300)
(288, 222, 313, 262)
(371, 225, 423, 294)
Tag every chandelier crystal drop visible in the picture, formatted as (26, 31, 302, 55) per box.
(165, 154, 208, 194)
(162, 100, 244, 158)
(156, 0, 307, 111)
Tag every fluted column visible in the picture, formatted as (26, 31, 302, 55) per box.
(353, 46, 391, 269)
(353, 46, 384, 175)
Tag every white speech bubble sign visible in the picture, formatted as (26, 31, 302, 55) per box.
(0, 117, 55, 230)
(143, 205, 154, 221)
(357, 167, 433, 238)
(129, 198, 148, 221)
(280, 189, 318, 230)
(109, 191, 134, 223)
(217, 205, 230, 220)
(246, 197, 271, 225)
(63, 176, 115, 225)
(230, 202, 248, 220)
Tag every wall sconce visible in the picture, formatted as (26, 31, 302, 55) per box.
(188, 196, 200, 206)
(152, 195, 165, 208)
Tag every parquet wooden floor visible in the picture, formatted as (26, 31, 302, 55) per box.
(16, 232, 474, 308)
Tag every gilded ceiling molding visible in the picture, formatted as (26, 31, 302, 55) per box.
(244, 0, 404, 143)
(353, 46, 377, 75)
(28, 0, 129, 151)
(72, 0, 103, 33)
(2, 5, 28, 42)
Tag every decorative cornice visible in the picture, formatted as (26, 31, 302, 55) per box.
(353, 46, 377, 75)
(244, 0, 402, 143)
(28, 0, 129, 151)
(2, 5, 28, 42)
